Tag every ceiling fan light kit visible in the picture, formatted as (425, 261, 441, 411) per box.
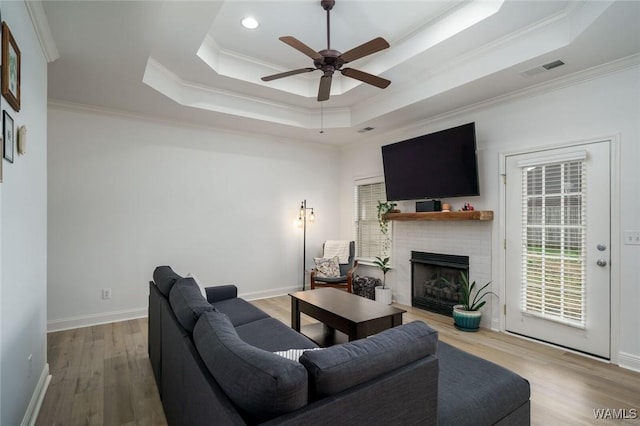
(261, 0, 391, 102)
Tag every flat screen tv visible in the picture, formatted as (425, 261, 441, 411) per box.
(381, 122, 479, 201)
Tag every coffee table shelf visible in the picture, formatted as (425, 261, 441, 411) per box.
(300, 323, 349, 347)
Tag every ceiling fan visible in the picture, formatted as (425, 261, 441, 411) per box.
(261, 0, 391, 102)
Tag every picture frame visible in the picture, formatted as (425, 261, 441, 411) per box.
(2, 21, 21, 112)
(3, 110, 14, 163)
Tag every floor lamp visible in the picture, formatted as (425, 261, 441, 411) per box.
(297, 200, 315, 290)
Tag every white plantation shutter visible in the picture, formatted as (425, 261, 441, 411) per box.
(354, 180, 387, 261)
(519, 154, 587, 327)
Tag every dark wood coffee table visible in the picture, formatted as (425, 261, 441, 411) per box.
(289, 288, 406, 347)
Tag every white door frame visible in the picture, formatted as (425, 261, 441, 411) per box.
(498, 134, 621, 364)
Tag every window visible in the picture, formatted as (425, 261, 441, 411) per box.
(354, 179, 389, 262)
(520, 156, 586, 327)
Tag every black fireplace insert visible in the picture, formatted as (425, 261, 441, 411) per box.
(411, 251, 469, 317)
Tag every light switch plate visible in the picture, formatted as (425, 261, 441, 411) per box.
(623, 231, 640, 245)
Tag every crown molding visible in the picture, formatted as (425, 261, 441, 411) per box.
(142, 57, 352, 129)
(25, 0, 60, 63)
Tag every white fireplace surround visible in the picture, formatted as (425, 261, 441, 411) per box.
(391, 221, 493, 315)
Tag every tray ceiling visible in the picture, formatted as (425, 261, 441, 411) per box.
(43, 0, 640, 144)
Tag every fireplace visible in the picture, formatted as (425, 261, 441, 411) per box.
(411, 251, 469, 317)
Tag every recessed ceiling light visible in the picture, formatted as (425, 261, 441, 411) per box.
(241, 17, 259, 30)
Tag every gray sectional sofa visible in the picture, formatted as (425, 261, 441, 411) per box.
(149, 266, 530, 425)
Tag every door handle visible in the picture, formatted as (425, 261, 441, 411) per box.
(596, 259, 607, 267)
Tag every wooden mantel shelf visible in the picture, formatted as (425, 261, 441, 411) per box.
(383, 210, 493, 221)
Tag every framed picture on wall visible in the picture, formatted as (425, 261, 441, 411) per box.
(2, 21, 21, 112)
(3, 110, 14, 163)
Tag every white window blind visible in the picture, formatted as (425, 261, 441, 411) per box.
(520, 159, 586, 327)
(354, 180, 388, 261)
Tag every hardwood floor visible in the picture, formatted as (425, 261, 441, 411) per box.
(37, 297, 640, 425)
(36, 319, 166, 426)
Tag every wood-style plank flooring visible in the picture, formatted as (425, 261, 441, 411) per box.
(37, 296, 640, 425)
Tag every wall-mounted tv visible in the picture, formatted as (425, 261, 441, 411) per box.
(381, 122, 479, 201)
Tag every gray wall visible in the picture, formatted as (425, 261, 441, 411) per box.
(47, 105, 342, 330)
(0, 2, 49, 424)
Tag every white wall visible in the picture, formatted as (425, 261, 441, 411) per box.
(47, 105, 341, 330)
(339, 63, 640, 369)
(0, 2, 49, 424)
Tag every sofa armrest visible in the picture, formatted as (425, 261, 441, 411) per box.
(205, 285, 238, 303)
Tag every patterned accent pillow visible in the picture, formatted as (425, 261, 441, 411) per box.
(273, 348, 322, 362)
(314, 256, 340, 278)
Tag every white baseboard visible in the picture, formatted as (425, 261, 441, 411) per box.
(240, 285, 302, 301)
(47, 287, 300, 332)
(47, 308, 148, 332)
(21, 363, 51, 426)
(618, 352, 640, 373)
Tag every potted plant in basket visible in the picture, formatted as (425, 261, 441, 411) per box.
(451, 272, 496, 331)
(374, 201, 396, 304)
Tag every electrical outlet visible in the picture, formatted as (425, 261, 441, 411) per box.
(102, 288, 112, 300)
(623, 230, 640, 245)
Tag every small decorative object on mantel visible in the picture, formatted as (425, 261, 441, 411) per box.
(442, 203, 451, 212)
(3, 110, 14, 163)
(2, 21, 21, 112)
(461, 202, 474, 211)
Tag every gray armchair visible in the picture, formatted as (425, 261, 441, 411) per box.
(310, 241, 358, 293)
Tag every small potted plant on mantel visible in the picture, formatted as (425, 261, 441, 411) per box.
(374, 201, 397, 304)
(451, 272, 496, 332)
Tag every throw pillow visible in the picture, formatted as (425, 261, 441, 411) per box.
(186, 272, 207, 300)
(314, 256, 340, 278)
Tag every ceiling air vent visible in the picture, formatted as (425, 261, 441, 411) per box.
(520, 59, 566, 78)
(543, 59, 565, 70)
(358, 127, 375, 133)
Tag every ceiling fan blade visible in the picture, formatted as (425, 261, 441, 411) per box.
(339, 37, 390, 63)
(279, 36, 323, 61)
(341, 68, 391, 89)
(317, 73, 333, 101)
(261, 68, 315, 82)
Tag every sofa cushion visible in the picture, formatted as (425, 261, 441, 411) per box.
(299, 321, 438, 398)
(153, 265, 182, 297)
(235, 317, 318, 352)
(169, 277, 214, 333)
(193, 311, 309, 420)
(436, 341, 530, 426)
(211, 297, 269, 326)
